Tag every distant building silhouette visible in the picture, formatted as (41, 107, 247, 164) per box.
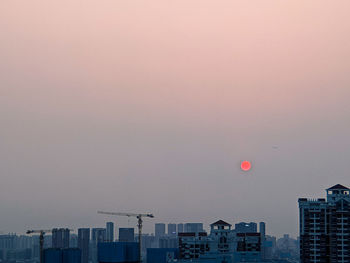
(184, 223, 203, 234)
(77, 228, 89, 263)
(155, 224, 166, 238)
(118, 228, 134, 242)
(177, 224, 184, 233)
(106, 222, 114, 242)
(168, 224, 176, 236)
(91, 228, 106, 245)
(234, 222, 257, 233)
(52, 229, 70, 249)
(91, 228, 106, 263)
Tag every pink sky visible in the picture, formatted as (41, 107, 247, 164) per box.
(1, 1, 350, 237)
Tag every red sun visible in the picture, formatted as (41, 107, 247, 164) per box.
(241, 161, 252, 171)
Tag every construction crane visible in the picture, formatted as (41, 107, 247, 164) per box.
(97, 211, 154, 263)
(26, 229, 51, 263)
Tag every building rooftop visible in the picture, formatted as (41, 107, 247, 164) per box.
(210, 220, 232, 227)
(327, 184, 349, 190)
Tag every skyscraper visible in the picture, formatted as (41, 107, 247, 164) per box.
(177, 224, 184, 233)
(155, 224, 166, 238)
(106, 222, 114, 242)
(259, 222, 266, 239)
(299, 184, 350, 263)
(78, 228, 90, 263)
(167, 224, 176, 236)
(91, 228, 106, 245)
(52, 228, 70, 249)
(259, 222, 266, 260)
(91, 228, 106, 263)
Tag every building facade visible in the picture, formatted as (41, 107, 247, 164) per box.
(106, 223, 114, 242)
(234, 222, 257, 234)
(299, 184, 350, 263)
(168, 224, 177, 236)
(118, 228, 134, 243)
(155, 224, 166, 238)
(52, 229, 70, 249)
(78, 228, 90, 263)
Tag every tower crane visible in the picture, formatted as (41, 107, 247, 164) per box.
(97, 211, 154, 263)
(26, 229, 51, 263)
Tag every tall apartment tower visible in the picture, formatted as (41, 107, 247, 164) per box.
(177, 224, 184, 233)
(91, 228, 106, 244)
(106, 222, 114, 242)
(52, 228, 70, 249)
(299, 184, 350, 263)
(155, 223, 166, 237)
(259, 222, 266, 260)
(168, 224, 177, 236)
(78, 228, 90, 263)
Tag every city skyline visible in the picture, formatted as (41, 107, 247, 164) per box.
(1, 183, 347, 238)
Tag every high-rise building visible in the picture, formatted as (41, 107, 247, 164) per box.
(52, 229, 70, 249)
(70, 234, 78, 248)
(168, 224, 177, 236)
(0, 234, 16, 250)
(235, 232, 262, 262)
(259, 222, 266, 260)
(299, 184, 350, 263)
(177, 224, 184, 233)
(179, 220, 235, 262)
(118, 228, 134, 242)
(91, 228, 106, 245)
(78, 228, 90, 263)
(106, 222, 114, 242)
(91, 228, 106, 263)
(155, 224, 166, 238)
(184, 223, 204, 233)
(259, 222, 266, 239)
(234, 222, 257, 233)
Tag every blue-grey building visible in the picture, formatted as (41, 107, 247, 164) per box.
(44, 248, 81, 263)
(106, 223, 114, 242)
(234, 222, 257, 233)
(177, 224, 184, 233)
(167, 224, 176, 236)
(118, 229, 134, 243)
(155, 224, 166, 238)
(52, 229, 70, 249)
(78, 228, 90, 263)
(184, 223, 203, 233)
(97, 242, 138, 263)
(91, 228, 107, 263)
(147, 248, 179, 263)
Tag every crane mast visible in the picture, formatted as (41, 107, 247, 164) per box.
(26, 230, 51, 263)
(97, 211, 154, 263)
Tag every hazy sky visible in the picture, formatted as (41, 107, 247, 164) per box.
(1, 1, 350, 238)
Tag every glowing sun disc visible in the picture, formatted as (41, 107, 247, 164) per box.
(241, 161, 252, 171)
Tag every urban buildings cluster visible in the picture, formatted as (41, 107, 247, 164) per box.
(1, 184, 348, 263)
(0, 221, 298, 263)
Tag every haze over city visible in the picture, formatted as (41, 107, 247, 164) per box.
(1, 1, 350, 238)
